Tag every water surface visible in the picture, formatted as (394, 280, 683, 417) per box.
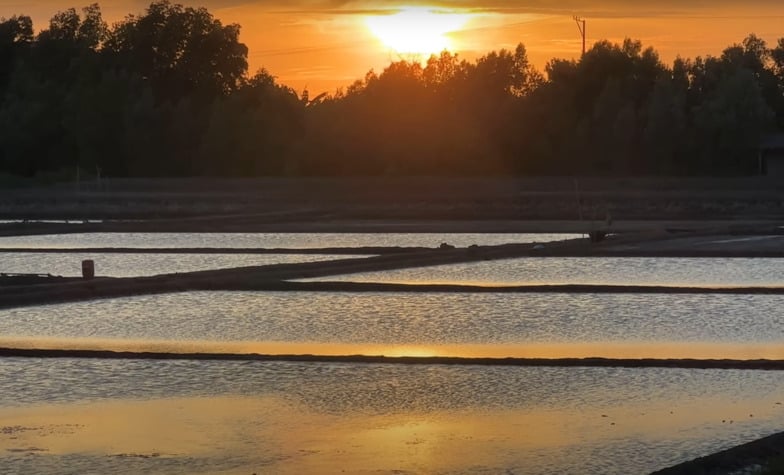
(1, 291, 781, 359)
(0, 232, 576, 249)
(0, 253, 356, 277)
(303, 257, 784, 287)
(0, 232, 780, 474)
(0, 359, 782, 475)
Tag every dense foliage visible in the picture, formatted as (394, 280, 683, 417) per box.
(1, 1, 783, 178)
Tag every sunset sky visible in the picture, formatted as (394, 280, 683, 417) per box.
(1, 1, 783, 94)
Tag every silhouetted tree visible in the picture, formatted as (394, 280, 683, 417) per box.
(693, 69, 775, 174)
(642, 70, 689, 174)
(105, 0, 248, 102)
(0, 15, 32, 91)
(198, 69, 303, 176)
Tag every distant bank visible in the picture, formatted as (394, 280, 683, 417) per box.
(1, 177, 783, 227)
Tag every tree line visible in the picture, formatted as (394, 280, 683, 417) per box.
(1, 1, 783, 179)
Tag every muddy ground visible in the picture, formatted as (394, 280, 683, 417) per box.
(2, 176, 783, 224)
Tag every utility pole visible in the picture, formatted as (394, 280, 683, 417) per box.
(574, 16, 586, 57)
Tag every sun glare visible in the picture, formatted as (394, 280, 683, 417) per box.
(365, 6, 472, 57)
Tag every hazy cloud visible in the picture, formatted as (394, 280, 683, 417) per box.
(196, 0, 784, 17)
(3, 0, 782, 19)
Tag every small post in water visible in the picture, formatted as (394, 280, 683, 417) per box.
(81, 259, 95, 280)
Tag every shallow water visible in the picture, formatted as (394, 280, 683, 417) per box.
(0, 359, 782, 474)
(0, 230, 781, 474)
(302, 256, 784, 287)
(0, 252, 358, 277)
(0, 232, 576, 249)
(1, 291, 781, 359)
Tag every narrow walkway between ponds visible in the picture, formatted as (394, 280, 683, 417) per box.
(1, 347, 784, 371)
(2, 231, 783, 309)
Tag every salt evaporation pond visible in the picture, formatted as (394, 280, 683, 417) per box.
(0, 358, 782, 474)
(302, 256, 784, 287)
(0, 232, 576, 249)
(1, 230, 782, 474)
(1, 291, 782, 359)
(0, 252, 360, 277)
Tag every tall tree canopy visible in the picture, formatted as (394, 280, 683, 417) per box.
(105, 0, 247, 101)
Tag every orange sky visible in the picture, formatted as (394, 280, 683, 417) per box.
(2, 1, 784, 94)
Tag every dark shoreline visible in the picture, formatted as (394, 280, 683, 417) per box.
(2, 347, 784, 370)
(231, 281, 784, 295)
(0, 218, 782, 236)
(4, 246, 784, 258)
(4, 279, 784, 310)
(652, 431, 784, 474)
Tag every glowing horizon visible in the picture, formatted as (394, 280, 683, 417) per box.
(365, 6, 474, 58)
(1, 1, 783, 93)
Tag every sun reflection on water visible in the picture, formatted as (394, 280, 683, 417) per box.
(1, 389, 781, 475)
(2, 337, 783, 361)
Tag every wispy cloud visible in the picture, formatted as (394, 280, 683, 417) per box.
(3, 0, 782, 19)
(201, 0, 783, 18)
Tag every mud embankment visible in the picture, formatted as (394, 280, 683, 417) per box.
(652, 431, 784, 474)
(3, 232, 784, 309)
(1, 347, 784, 371)
(3, 239, 784, 309)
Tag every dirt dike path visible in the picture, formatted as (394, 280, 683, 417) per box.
(2, 231, 784, 309)
(1, 347, 784, 372)
(652, 431, 784, 474)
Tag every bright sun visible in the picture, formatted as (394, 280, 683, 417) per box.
(365, 7, 472, 56)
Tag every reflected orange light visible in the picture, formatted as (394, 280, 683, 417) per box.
(379, 345, 441, 358)
(2, 391, 781, 474)
(2, 337, 784, 361)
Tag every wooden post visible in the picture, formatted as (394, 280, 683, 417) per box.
(82, 260, 95, 280)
